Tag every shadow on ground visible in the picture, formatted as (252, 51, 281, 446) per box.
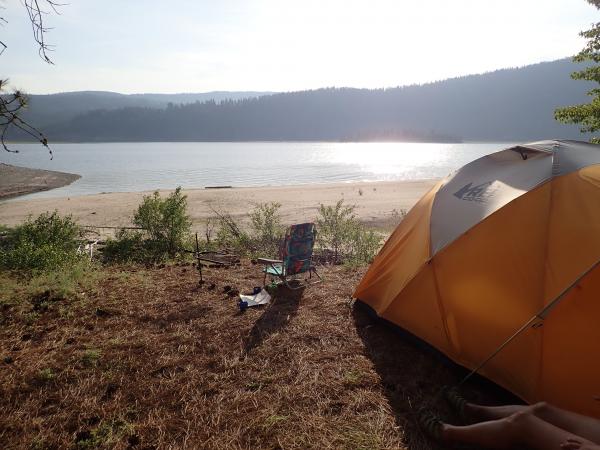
(353, 301, 523, 450)
(242, 285, 304, 354)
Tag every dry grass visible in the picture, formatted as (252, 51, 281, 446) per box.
(0, 261, 515, 449)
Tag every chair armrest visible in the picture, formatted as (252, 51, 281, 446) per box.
(257, 258, 283, 264)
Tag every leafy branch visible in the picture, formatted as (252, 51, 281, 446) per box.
(554, 0, 600, 142)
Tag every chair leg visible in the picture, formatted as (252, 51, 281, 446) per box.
(311, 267, 322, 281)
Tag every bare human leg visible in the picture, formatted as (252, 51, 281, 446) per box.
(442, 409, 597, 450)
(465, 402, 600, 444)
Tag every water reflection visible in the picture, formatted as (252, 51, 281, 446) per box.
(1, 141, 513, 199)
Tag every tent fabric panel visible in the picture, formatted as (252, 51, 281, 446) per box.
(353, 180, 442, 314)
(522, 140, 600, 175)
(430, 148, 552, 256)
(432, 182, 551, 401)
(379, 262, 452, 354)
(539, 265, 600, 418)
(544, 165, 600, 304)
(552, 141, 600, 176)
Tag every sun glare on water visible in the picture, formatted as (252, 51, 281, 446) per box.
(325, 142, 465, 180)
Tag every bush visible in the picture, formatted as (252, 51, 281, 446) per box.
(133, 187, 192, 257)
(316, 199, 381, 265)
(249, 202, 284, 257)
(316, 199, 357, 263)
(344, 224, 381, 266)
(214, 202, 284, 257)
(102, 229, 148, 263)
(104, 187, 192, 264)
(214, 211, 252, 254)
(0, 211, 83, 271)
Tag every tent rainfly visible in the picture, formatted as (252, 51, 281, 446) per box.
(354, 140, 600, 417)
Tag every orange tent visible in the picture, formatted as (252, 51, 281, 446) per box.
(354, 140, 600, 417)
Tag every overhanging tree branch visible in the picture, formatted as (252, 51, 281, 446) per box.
(554, 0, 600, 143)
(1, 0, 62, 157)
(23, 0, 64, 64)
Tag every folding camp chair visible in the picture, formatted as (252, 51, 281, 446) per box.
(257, 222, 322, 290)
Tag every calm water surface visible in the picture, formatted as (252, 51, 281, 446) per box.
(2, 142, 513, 199)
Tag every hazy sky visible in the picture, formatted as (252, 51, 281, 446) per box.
(1, 0, 597, 94)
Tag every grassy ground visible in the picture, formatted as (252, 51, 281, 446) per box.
(0, 261, 515, 449)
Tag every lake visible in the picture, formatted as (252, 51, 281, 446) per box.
(2, 142, 513, 199)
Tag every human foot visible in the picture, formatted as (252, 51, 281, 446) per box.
(443, 386, 467, 419)
(418, 409, 445, 442)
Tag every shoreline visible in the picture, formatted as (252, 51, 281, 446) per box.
(0, 163, 81, 201)
(0, 179, 438, 231)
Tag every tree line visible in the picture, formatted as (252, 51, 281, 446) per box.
(7, 58, 592, 143)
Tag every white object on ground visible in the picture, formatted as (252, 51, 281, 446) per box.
(239, 289, 271, 307)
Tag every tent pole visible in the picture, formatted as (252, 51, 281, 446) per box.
(457, 257, 600, 387)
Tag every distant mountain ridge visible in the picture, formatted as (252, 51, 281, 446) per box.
(8, 58, 595, 142)
(17, 91, 273, 129)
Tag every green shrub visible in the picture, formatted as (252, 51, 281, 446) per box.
(133, 187, 192, 257)
(345, 224, 382, 266)
(104, 187, 192, 264)
(316, 199, 357, 263)
(0, 211, 83, 271)
(249, 202, 284, 257)
(214, 211, 252, 254)
(102, 229, 148, 263)
(316, 199, 381, 265)
(214, 202, 284, 257)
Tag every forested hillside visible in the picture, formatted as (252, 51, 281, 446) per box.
(15, 91, 271, 129)
(10, 58, 594, 142)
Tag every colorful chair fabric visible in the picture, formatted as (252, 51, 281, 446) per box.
(258, 222, 321, 289)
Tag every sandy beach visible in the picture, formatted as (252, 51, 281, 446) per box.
(0, 180, 437, 231)
(0, 163, 81, 200)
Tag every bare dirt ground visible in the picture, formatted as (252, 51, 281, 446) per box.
(0, 262, 515, 450)
(0, 164, 80, 200)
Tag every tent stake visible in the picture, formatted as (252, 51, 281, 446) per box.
(195, 232, 203, 284)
